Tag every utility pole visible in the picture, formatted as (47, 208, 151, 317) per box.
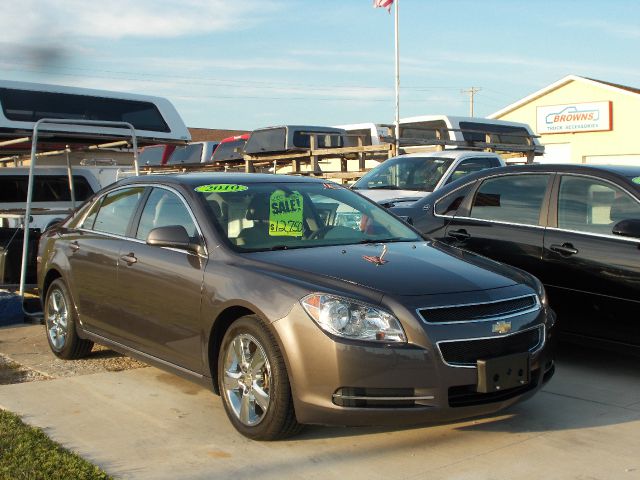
(461, 87, 481, 117)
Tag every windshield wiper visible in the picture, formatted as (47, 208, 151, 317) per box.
(356, 237, 413, 244)
(366, 185, 401, 190)
(259, 244, 310, 251)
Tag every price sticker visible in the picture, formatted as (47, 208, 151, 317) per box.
(269, 190, 304, 237)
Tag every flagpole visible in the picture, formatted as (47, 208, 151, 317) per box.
(394, 0, 400, 153)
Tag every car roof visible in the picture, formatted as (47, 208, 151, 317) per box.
(251, 125, 346, 134)
(488, 163, 640, 177)
(394, 150, 500, 160)
(0, 167, 100, 176)
(119, 172, 329, 188)
(399, 115, 535, 131)
(423, 163, 640, 204)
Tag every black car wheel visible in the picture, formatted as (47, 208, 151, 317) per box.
(218, 315, 301, 440)
(44, 278, 94, 359)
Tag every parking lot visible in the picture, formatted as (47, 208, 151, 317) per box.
(1, 324, 638, 480)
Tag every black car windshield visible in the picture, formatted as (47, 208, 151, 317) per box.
(194, 181, 420, 251)
(352, 156, 454, 192)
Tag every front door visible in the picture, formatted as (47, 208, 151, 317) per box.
(116, 187, 206, 372)
(444, 173, 553, 282)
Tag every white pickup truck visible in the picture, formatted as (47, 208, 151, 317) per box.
(0, 166, 123, 231)
(351, 150, 505, 205)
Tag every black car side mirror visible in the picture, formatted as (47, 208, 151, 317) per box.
(612, 219, 640, 239)
(147, 225, 201, 254)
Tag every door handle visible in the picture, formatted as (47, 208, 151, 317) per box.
(120, 253, 137, 265)
(69, 241, 80, 252)
(447, 229, 471, 240)
(550, 243, 578, 256)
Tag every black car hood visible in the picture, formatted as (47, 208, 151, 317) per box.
(245, 241, 519, 296)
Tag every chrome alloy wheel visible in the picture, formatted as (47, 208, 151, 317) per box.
(223, 333, 272, 426)
(46, 288, 69, 350)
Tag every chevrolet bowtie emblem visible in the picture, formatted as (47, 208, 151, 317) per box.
(492, 320, 512, 335)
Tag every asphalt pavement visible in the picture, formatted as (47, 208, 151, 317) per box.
(0, 324, 639, 480)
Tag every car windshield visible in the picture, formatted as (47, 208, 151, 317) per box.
(194, 181, 421, 251)
(353, 156, 454, 192)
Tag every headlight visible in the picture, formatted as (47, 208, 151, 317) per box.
(530, 275, 547, 307)
(300, 293, 406, 343)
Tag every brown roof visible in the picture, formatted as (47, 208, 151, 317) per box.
(585, 77, 640, 95)
(188, 128, 249, 142)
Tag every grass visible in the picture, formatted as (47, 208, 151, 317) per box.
(0, 409, 112, 480)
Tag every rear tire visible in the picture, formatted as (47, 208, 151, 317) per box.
(218, 315, 301, 440)
(44, 278, 94, 359)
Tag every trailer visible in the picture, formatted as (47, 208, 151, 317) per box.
(140, 123, 542, 184)
(0, 80, 191, 316)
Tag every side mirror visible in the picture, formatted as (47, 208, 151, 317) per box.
(612, 219, 640, 239)
(147, 225, 201, 254)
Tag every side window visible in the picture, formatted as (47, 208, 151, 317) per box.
(93, 187, 145, 236)
(80, 198, 102, 230)
(446, 158, 497, 184)
(435, 183, 474, 216)
(136, 188, 197, 241)
(557, 176, 640, 235)
(470, 174, 549, 225)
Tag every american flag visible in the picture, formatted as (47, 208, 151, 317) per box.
(373, 0, 394, 12)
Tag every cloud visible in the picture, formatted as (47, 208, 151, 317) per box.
(0, 0, 280, 41)
(556, 19, 640, 40)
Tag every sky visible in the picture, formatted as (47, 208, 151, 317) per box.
(1, 0, 639, 131)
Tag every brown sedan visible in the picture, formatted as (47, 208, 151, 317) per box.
(38, 173, 555, 440)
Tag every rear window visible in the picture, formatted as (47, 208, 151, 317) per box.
(459, 122, 531, 146)
(139, 145, 166, 166)
(166, 144, 203, 164)
(244, 128, 286, 154)
(0, 87, 170, 133)
(292, 131, 344, 148)
(0, 175, 94, 203)
(399, 121, 447, 143)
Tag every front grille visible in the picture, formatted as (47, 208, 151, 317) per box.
(438, 327, 543, 366)
(419, 295, 538, 324)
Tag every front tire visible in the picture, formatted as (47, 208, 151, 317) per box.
(218, 315, 301, 440)
(44, 278, 94, 359)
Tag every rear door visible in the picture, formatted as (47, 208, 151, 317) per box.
(543, 174, 640, 345)
(66, 186, 145, 337)
(443, 173, 553, 281)
(116, 186, 206, 372)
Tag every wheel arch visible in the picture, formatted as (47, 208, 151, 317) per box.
(207, 305, 257, 395)
(42, 268, 63, 301)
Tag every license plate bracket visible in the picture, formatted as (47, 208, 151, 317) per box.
(477, 352, 530, 393)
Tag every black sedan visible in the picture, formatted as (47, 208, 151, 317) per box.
(388, 164, 640, 351)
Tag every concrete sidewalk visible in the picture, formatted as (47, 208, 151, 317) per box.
(0, 339, 639, 480)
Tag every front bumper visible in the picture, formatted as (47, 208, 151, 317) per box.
(272, 303, 556, 427)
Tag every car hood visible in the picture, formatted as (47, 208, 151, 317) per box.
(245, 241, 519, 296)
(356, 189, 429, 203)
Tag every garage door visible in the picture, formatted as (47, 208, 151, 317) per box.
(540, 143, 572, 163)
(584, 155, 640, 166)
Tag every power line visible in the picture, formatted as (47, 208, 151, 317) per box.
(461, 87, 482, 117)
(0, 60, 476, 93)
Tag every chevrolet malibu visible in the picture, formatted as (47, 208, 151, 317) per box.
(38, 173, 555, 440)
